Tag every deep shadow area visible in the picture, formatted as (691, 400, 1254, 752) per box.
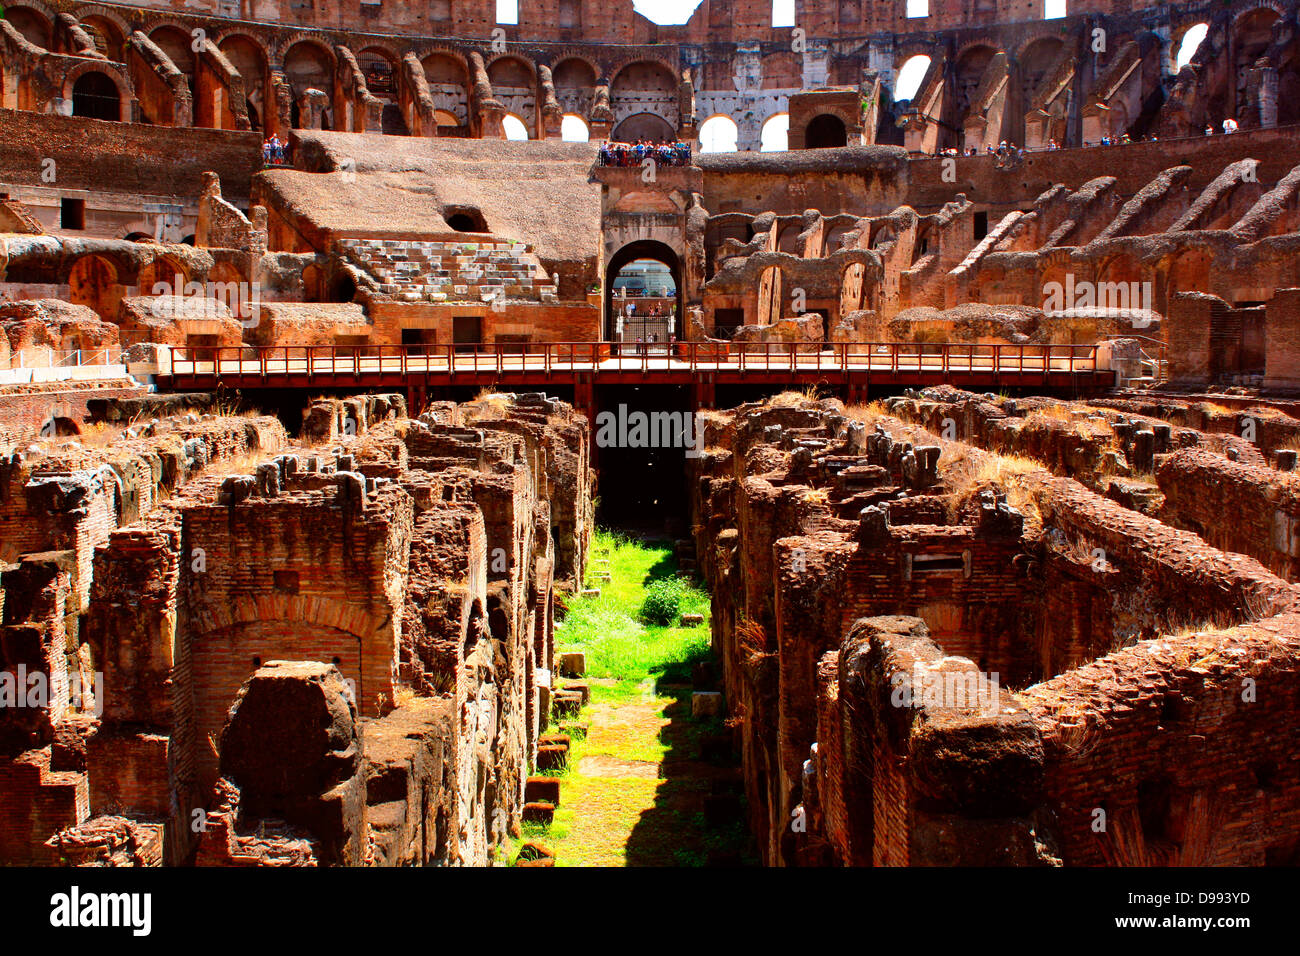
(594, 384, 692, 532)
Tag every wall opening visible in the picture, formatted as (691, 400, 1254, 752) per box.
(71, 72, 121, 121)
(805, 113, 847, 148)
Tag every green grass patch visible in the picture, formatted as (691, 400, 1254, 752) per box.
(514, 529, 756, 867)
(557, 530, 711, 684)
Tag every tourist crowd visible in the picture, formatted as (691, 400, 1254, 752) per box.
(262, 136, 290, 166)
(598, 140, 691, 167)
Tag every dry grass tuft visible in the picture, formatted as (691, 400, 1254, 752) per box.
(942, 447, 1046, 533)
(845, 400, 890, 423)
(735, 618, 771, 666)
(75, 421, 125, 448)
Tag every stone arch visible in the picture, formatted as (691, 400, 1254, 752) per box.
(954, 44, 999, 121)
(357, 45, 397, 100)
(488, 55, 537, 136)
(1092, 253, 1149, 316)
(1014, 27, 1066, 60)
(561, 113, 589, 141)
(283, 38, 336, 129)
(487, 53, 535, 82)
(760, 112, 789, 151)
(218, 34, 269, 131)
(869, 220, 896, 250)
(1013, 36, 1065, 143)
(606, 239, 681, 340)
(208, 260, 246, 287)
(841, 260, 868, 314)
(1037, 252, 1076, 312)
(138, 253, 191, 296)
(1231, 1, 1286, 26)
(1232, 6, 1283, 122)
(5, 4, 54, 49)
(77, 14, 126, 61)
(954, 44, 998, 119)
(824, 221, 854, 256)
(148, 24, 196, 75)
(911, 221, 935, 264)
(71, 4, 130, 45)
(67, 255, 124, 318)
(67, 67, 127, 121)
(776, 221, 802, 254)
(552, 56, 596, 117)
(893, 53, 932, 102)
(422, 51, 471, 127)
(502, 112, 529, 140)
(699, 113, 739, 152)
(610, 59, 677, 131)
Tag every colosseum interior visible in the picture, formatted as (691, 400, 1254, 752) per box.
(1, 0, 1298, 889)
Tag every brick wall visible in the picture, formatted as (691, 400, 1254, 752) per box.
(0, 109, 261, 204)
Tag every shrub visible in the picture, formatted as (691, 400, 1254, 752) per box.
(640, 578, 686, 626)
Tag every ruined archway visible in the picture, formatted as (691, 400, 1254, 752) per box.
(423, 53, 471, 130)
(489, 56, 536, 136)
(220, 35, 270, 132)
(67, 254, 124, 318)
(761, 113, 789, 151)
(553, 57, 597, 119)
(5, 5, 53, 48)
(610, 60, 678, 137)
(699, 114, 739, 152)
(80, 15, 125, 60)
(284, 40, 335, 129)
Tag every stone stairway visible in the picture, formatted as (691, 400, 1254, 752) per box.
(337, 238, 559, 304)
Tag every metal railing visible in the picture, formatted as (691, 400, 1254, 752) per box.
(14, 347, 124, 369)
(1101, 334, 1169, 385)
(165, 341, 1104, 382)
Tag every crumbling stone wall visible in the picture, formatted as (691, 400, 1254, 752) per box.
(0, 390, 589, 866)
(691, 392, 1300, 867)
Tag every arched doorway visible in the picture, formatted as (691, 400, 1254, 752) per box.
(605, 240, 681, 343)
(71, 72, 121, 120)
(804, 113, 846, 148)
